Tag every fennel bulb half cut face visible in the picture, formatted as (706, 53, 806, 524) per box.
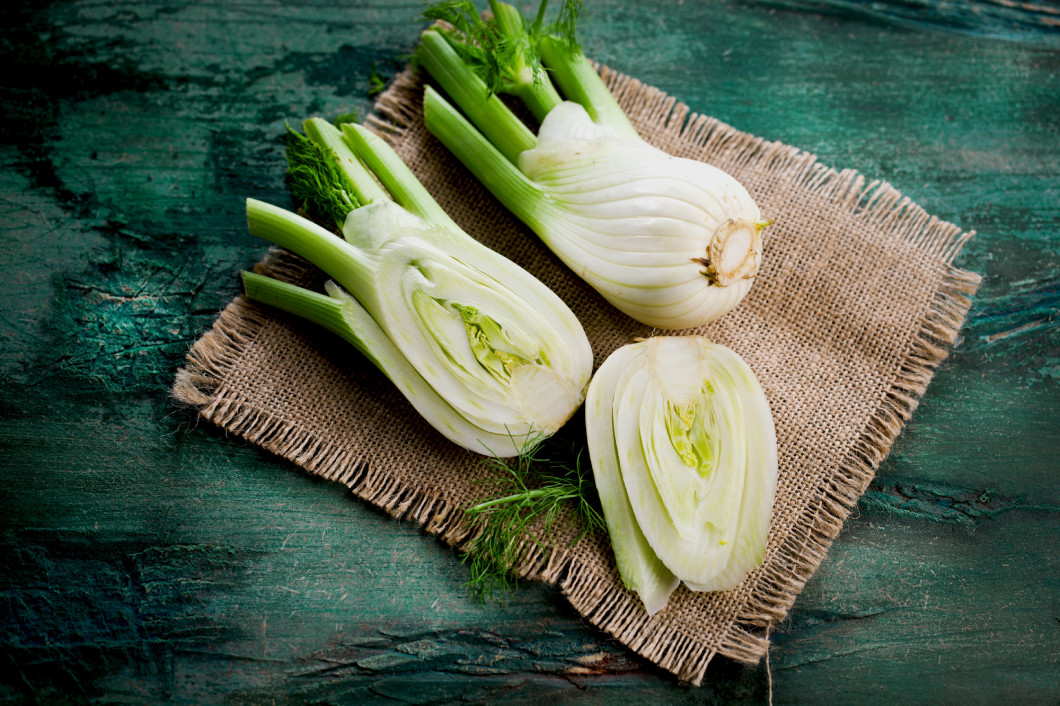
(585, 336, 777, 614)
(340, 201, 593, 453)
(518, 102, 767, 330)
(341, 198, 597, 451)
(245, 198, 593, 458)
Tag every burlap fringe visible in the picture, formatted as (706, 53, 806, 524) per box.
(171, 298, 266, 408)
(364, 68, 422, 137)
(173, 64, 981, 687)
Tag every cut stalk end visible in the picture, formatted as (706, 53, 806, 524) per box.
(692, 218, 764, 287)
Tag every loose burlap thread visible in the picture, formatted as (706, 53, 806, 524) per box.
(172, 66, 980, 684)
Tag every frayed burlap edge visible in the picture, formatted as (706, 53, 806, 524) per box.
(173, 66, 981, 685)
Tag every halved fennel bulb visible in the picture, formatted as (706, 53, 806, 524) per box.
(242, 120, 592, 458)
(585, 336, 777, 614)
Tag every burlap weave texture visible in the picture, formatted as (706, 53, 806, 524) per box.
(173, 66, 980, 684)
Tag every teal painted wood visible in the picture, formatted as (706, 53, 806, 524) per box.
(1, 0, 1057, 703)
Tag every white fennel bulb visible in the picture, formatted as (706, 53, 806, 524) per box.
(417, 26, 771, 330)
(519, 103, 766, 329)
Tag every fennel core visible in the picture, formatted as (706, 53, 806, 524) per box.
(692, 218, 774, 287)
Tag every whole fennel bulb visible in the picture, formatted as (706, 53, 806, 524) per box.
(517, 102, 766, 329)
(417, 9, 770, 330)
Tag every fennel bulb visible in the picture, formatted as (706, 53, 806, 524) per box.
(518, 102, 765, 329)
(242, 119, 593, 457)
(585, 336, 777, 614)
(417, 4, 770, 330)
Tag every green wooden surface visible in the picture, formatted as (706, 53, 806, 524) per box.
(1, 1, 1057, 703)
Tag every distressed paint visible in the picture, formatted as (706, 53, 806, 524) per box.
(1, 0, 1057, 703)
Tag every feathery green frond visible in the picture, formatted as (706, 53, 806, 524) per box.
(367, 61, 386, 97)
(421, 0, 516, 95)
(544, 0, 583, 54)
(463, 434, 605, 601)
(284, 123, 359, 230)
(420, 0, 583, 97)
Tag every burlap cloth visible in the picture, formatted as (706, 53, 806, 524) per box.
(173, 66, 980, 684)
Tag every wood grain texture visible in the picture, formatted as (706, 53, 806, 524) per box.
(1, 0, 1056, 703)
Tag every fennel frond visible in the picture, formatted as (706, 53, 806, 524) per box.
(285, 123, 360, 230)
(464, 436, 604, 601)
